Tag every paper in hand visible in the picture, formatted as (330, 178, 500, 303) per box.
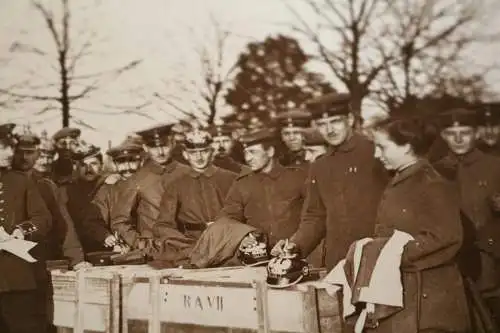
(0, 238, 38, 262)
(0, 227, 37, 262)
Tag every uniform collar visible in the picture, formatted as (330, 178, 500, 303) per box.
(328, 132, 359, 155)
(145, 158, 179, 175)
(457, 148, 483, 166)
(260, 160, 285, 179)
(188, 165, 217, 178)
(390, 159, 426, 187)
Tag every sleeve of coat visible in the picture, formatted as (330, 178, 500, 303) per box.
(402, 181, 463, 271)
(92, 185, 111, 224)
(217, 181, 246, 224)
(109, 182, 140, 246)
(45, 181, 84, 265)
(153, 181, 180, 237)
(23, 177, 51, 241)
(290, 165, 327, 256)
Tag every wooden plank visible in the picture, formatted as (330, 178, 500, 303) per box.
(110, 273, 121, 333)
(302, 286, 320, 333)
(149, 275, 162, 333)
(253, 280, 270, 333)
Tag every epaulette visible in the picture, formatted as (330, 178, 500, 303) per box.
(236, 168, 253, 180)
(104, 173, 122, 185)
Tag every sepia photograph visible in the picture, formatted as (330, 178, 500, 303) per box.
(1, 0, 500, 332)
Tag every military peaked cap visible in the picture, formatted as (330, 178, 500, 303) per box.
(438, 108, 478, 129)
(478, 102, 500, 126)
(239, 127, 277, 148)
(306, 92, 352, 119)
(52, 127, 81, 141)
(135, 123, 175, 147)
(275, 109, 312, 128)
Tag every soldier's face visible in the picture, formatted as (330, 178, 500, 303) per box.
(33, 151, 54, 173)
(55, 137, 79, 153)
(79, 156, 102, 181)
(304, 145, 327, 162)
(183, 147, 213, 171)
(314, 114, 354, 147)
(147, 145, 172, 165)
(440, 125, 476, 155)
(13, 149, 40, 171)
(281, 127, 304, 152)
(115, 158, 141, 179)
(0, 143, 14, 168)
(373, 130, 412, 171)
(244, 144, 273, 172)
(212, 136, 234, 156)
(478, 124, 500, 147)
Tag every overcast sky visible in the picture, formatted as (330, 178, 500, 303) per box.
(1, 0, 500, 148)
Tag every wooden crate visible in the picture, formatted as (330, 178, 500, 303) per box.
(122, 267, 343, 333)
(50, 267, 122, 333)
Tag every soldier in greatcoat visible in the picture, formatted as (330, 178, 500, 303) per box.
(12, 131, 87, 269)
(273, 93, 388, 270)
(0, 123, 51, 332)
(477, 102, 500, 156)
(110, 123, 189, 249)
(154, 129, 237, 242)
(433, 108, 500, 327)
(216, 128, 315, 262)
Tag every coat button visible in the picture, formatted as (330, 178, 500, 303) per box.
(422, 293, 428, 298)
(488, 238, 494, 245)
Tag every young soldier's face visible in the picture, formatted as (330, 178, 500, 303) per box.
(478, 124, 500, 147)
(244, 144, 273, 172)
(0, 142, 14, 168)
(440, 125, 476, 156)
(147, 144, 172, 165)
(13, 149, 40, 171)
(281, 127, 304, 152)
(314, 114, 354, 147)
(183, 147, 213, 171)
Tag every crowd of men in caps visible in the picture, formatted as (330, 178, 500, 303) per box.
(1, 91, 500, 332)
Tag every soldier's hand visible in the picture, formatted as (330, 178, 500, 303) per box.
(104, 234, 117, 247)
(240, 233, 258, 249)
(73, 261, 93, 271)
(11, 228, 25, 240)
(490, 193, 500, 212)
(270, 239, 298, 257)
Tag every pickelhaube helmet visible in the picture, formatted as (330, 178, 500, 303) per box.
(183, 129, 213, 150)
(38, 130, 55, 154)
(266, 251, 310, 288)
(237, 231, 271, 267)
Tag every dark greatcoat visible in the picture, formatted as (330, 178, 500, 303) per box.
(110, 159, 189, 246)
(291, 134, 388, 269)
(0, 170, 51, 292)
(155, 165, 237, 240)
(368, 160, 469, 333)
(218, 163, 307, 248)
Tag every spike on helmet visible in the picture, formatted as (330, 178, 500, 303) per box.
(266, 252, 310, 288)
(237, 232, 271, 267)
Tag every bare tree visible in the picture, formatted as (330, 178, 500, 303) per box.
(287, 0, 499, 117)
(152, 14, 238, 125)
(0, 0, 143, 127)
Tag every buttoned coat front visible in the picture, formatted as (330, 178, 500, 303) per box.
(0, 170, 50, 292)
(291, 134, 387, 269)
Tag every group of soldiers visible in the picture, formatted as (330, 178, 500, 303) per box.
(0, 91, 500, 332)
